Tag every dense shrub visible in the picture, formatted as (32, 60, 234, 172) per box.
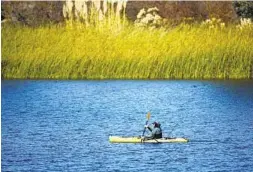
(233, 1, 253, 19)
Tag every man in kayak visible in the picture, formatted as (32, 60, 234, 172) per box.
(144, 122, 162, 139)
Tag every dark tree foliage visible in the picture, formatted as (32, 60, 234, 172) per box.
(233, 1, 253, 19)
(1, 1, 64, 26)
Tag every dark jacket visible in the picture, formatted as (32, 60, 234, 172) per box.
(147, 126, 162, 139)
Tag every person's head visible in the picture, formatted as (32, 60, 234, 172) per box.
(153, 122, 160, 128)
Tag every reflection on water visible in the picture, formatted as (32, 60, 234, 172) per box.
(2, 80, 253, 171)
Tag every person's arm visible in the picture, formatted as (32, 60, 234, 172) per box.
(144, 124, 153, 132)
(145, 128, 157, 139)
(143, 125, 153, 139)
(147, 126, 152, 132)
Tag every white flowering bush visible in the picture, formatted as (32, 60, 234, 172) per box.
(201, 18, 225, 29)
(134, 7, 163, 28)
(236, 18, 253, 30)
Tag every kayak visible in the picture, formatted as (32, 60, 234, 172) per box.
(109, 136, 189, 143)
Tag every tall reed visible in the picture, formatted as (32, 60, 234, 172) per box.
(2, 22, 253, 79)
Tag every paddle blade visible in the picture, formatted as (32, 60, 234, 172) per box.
(146, 112, 151, 120)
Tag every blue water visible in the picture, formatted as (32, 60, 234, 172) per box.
(2, 80, 253, 172)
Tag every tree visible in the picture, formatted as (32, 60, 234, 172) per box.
(233, 1, 253, 19)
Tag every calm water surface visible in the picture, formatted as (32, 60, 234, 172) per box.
(2, 80, 253, 172)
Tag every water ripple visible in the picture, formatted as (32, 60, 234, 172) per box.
(2, 80, 253, 172)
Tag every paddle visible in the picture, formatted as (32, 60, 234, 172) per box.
(142, 112, 151, 137)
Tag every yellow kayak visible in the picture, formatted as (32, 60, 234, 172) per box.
(109, 136, 189, 143)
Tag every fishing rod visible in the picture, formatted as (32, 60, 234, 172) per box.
(167, 123, 179, 137)
(166, 109, 183, 137)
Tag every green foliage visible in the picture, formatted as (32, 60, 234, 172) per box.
(233, 1, 253, 19)
(2, 22, 253, 79)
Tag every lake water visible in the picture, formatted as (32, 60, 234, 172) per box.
(2, 80, 253, 172)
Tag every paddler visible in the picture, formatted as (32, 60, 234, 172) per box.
(144, 122, 163, 139)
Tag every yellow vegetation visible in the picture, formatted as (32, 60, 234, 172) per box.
(2, 21, 253, 79)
